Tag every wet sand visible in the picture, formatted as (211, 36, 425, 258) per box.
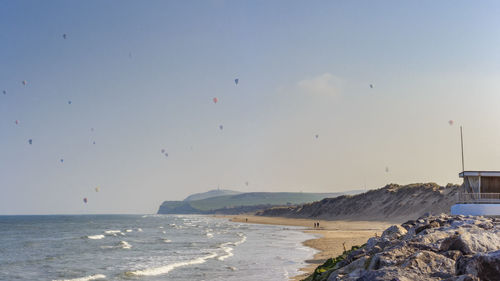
(218, 215, 392, 281)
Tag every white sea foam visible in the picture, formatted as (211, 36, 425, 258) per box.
(86, 235, 105, 240)
(217, 235, 247, 261)
(234, 235, 247, 245)
(162, 239, 172, 243)
(52, 274, 106, 281)
(126, 252, 218, 276)
(218, 243, 234, 261)
(206, 232, 213, 238)
(118, 241, 132, 249)
(137, 228, 143, 232)
(101, 241, 132, 250)
(125, 229, 133, 233)
(104, 230, 125, 236)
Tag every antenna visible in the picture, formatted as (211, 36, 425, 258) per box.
(460, 126, 465, 173)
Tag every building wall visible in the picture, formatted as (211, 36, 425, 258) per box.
(481, 177, 500, 193)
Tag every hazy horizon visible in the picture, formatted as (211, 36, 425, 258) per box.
(2, 1, 500, 215)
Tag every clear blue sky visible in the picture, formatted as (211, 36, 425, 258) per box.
(2, 1, 500, 214)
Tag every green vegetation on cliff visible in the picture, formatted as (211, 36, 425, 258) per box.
(157, 190, 351, 214)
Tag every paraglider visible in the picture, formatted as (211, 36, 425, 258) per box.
(370, 84, 374, 88)
(213, 97, 218, 104)
(95, 187, 100, 192)
(62, 34, 67, 39)
(315, 134, 319, 139)
(90, 128, 94, 132)
(245, 181, 249, 186)
(128, 52, 132, 59)
(68, 101, 72, 105)
(161, 149, 165, 154)
(165, 153, 168, 158)
(448, 120, 454, 126)
(83, 198, 88, 203)
(60, 159, 64, 163)
(93, 141, 96, 145)
(2, 90, 6, 95)
(219, 125, 223, 130)
(234, 78, 239, 85)
(28, 139, 32, 145)
(15, 120, 19, 125)
(385, 166, 389, 173)
(22, 80, 27, 86)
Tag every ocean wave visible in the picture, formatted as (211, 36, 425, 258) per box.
(126, 252, 218, 276)
(104, 230, 125, 236)
(101, 241, 132, 250)
(217, 243, 234, 261)
(217, 235, 247, 261)
(234, 235, 247, 246)
(162, 239, 172, 243)
(85, 235, 105, 240)
(125, 229, 133, 233)
(52, 274, 106, 281)
(206, 232, 213, 238)
(137, 228, 143, 232)
(118, 241, 132, 249)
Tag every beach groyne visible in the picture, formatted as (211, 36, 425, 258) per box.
(302, 214, 500, 281)
(257, 183, 460, 222)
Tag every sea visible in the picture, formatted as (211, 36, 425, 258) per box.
(0, 215, 317, 281)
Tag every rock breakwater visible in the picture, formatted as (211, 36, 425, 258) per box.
(304, 214, 500, 281)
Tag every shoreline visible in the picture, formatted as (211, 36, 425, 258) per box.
(217, 215, 392, 281)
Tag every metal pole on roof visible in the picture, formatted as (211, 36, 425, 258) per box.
(460, 126, 465, 173)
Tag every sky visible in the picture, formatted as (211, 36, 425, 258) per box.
(2, 1, 500, 214)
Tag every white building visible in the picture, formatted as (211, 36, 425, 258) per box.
(451, 171, 500, 216)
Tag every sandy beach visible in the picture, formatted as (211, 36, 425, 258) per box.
(219, 215, 392, 281)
